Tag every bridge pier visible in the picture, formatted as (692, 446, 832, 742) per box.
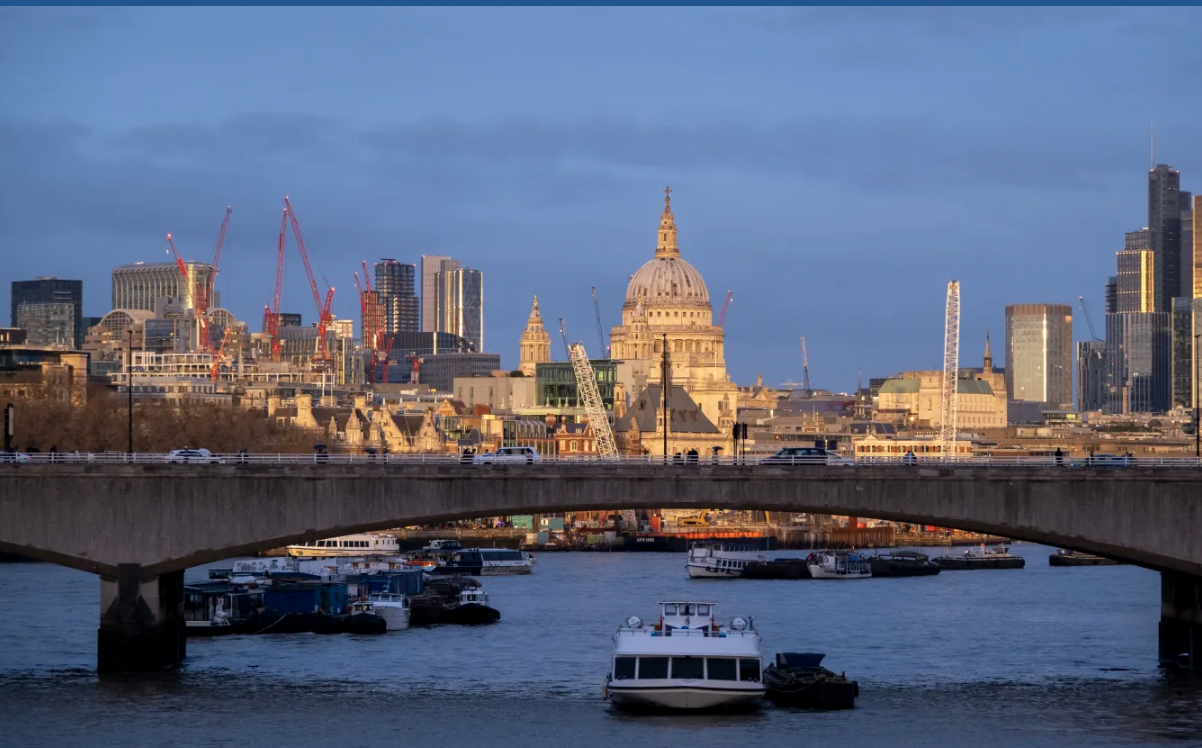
(97, 564, 185, 673)
(1160, 571, 1202, 672)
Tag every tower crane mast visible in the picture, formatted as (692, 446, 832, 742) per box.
(717, 291, 733, 327)
(591, 286, 607, 357)
(800, 335, 812, 396)
(263, 208, 288, 363)
(282, 197, 334, 364)
(1077, 295, 1102, 342)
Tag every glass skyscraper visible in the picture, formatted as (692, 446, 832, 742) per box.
(11, 277, 84, 349)
(437, 266, 483, 352)
(1004, 304, 1073, 406)
(420, 255, 453, 333)
(374, 259, 419, 334)
(1076, 340, 1108, 413)
(1104, 312, 1171, 413)
(1149, 164, 1184, 310)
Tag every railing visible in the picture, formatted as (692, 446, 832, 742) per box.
(2, 452, 1201, 468)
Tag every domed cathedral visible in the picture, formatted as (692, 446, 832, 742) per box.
(518, 296, 551, 376)
(609, 188, 738, 437)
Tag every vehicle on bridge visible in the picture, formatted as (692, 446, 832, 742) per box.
(761, 447, 852, 466)
(0, 451, 31, 464)
(165, 448, 223, 464)
(1075, 454, 1133, 468)
(473, 446, 541, 465)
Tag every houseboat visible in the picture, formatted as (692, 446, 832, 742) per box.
(184, 582, 271, 635)
(685, 542, 766, 578)
(411, 546, 535, 576)
(806, 551, 872, 580)
(285, 533, 401, 557)
(604, 601, 765, 712)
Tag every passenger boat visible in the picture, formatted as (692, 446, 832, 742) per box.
(440, 585, 501, 625)
(285, 533, 401, 557)
(806, 551, 872, 579)
(1049, 549, 1122, 567)
(368, 592, 411, 631)
(863, 549, 941, 577)
(415, 546, 535, 576)
(934, 544, 1025, 570)
(762, 652, 858, 710)
(604, 601, 765, 712)
(685, 542, 765, 578)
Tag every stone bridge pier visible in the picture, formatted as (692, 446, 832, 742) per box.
(1161, 572, 1202, 672)
(97, 565, 185, 673)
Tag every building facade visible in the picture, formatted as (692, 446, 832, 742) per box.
(535, 360, 617, 411)
(1077, 340, 1108, 412)
(1149, 164, 1185, 310)
(1115, 249, 1156, 313)
(1171, 297, 1200, 410)
(436, 266, 484, 351)
(420, 255, 452, 333)
(518, 296, 552, 376)
(1104, 312, 1171, 413)
(11, 278, 84, 349)
(374, 259, 419, 334)
(1004, 304, 1073, 406)
(415, 352, 501, 393)
(112, 261, 214, 314)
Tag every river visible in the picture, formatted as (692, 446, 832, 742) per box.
(1, 544, 1199, 747)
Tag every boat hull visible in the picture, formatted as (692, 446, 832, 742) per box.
(1049, 554, 1120, 567)
(606, 684, 764, 711)
(764, 679, 857, 710)
(741, 561, 810, 579)
(807, 565, 872, 580)
(866, 559, 941, 577)
(935, 556, 1025, 570)
(440, 603, 501, 625)
(686, 564, 743, 579)
(374, 605, 411, 631)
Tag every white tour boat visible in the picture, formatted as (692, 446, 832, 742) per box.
(807, 550, 873, 580)
(604, 601, 765, 711)
(367, 592, 410, 631)
(685, 542, 765, 579)
(285, 533, 401, 557)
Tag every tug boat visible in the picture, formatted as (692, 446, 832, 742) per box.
(439, 585, 501, 625)
(685, 542, 765, 578)
(604, 601, 765, 712)
(368, 592, 411, 631)
(806, 551, 872, 580)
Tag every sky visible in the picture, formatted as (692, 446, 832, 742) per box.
(2, 7, 1200, 390)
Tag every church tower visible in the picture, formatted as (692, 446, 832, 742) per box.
(518, 296, 551, 375)
(983, 333, 993, 373)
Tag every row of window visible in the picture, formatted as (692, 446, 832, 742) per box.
(612, 656, 760, 682)
(299, 540, 376, 548)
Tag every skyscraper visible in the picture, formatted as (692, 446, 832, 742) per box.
(1187, 194, 1200, 300)
(1115, 248, 1156, 313)
(420, 255, 453, 333)
(437, 267, 484, 351)
(1149, 164, 1183, 310)
(1076, 340, 1107, 412)
(11, 277, 84, 349)
(1170, 297, 1200, 409)
(1105, 311, 1171, 413)
(1004, 304, 1073, 406)
(374, 259, 419, 334)
(1104, 276, 1118, 314)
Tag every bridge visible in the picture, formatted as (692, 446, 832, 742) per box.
(1, 461, 1199, 673)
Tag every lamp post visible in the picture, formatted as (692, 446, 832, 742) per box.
(661, 333, 669, 462)
(127, 328, 134, 456)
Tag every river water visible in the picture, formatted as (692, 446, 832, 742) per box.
(1, 544, 1199, 747)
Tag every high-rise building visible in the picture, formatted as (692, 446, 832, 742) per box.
(1076, 340, 1108, 412)
(437, 266, 484, 351)
(1004, 304, 1073, 406)
(1170, 298, 1200, 409)
(1104, 276, 1118, 314)
(1104, 312, 1171, 413)
(374, 259, 419, 334)
(420, 255, 453, 333)
(1149, 164, 1183, 310)
(112, 262, 213, 314)
(11, 277, 84, 349)
(1115, 248, 1156, 313)
(1187, 195, 1200, 299)
(1125, 228, 1150, 250)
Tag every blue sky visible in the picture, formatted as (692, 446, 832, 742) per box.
(2, 7, 1199, 388)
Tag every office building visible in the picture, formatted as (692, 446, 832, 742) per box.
(16, 303, 76, 348)
(437, 266, 484, 351)
(112, 261, 214, 314)
(411, 352, 501, 393)
(260, 311, 302, 333)
(374, 259, 419, 334)
(535, 359, 618, 411)
(1187, 195, 1200, 299)
(1104, 312, 1171, 413)
(1104, 276, 1118, 314)
(1004, 304, 1073, 406)
(1125, 228, 1150, 251)
(420, 255, 453, 333)
(1171, 297, 1200, 410)
(1149, 164, 1184, 310)
(11, 277, 84, 349)
(1115, 248, 1156, 313)
(1077, 340, 1108, 412)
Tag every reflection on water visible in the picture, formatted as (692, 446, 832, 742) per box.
(1, 546, 1199, 747)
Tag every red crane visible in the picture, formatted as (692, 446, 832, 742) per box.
(406, 352, 422, 385)
(198, 207, 232, 351)
(717, 291, 733, 327)
(378, 335, 396, 384)
(165, 232, 208, 352)
(262, 208, 288, 362)
(282, 197, 335, 364)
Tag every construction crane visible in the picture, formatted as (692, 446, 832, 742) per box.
(262, 208, 288, 363)
(940, 281, 961, 457)
(1077, 295, 1102, 342)
(405, 352, 423, 385)
(566, 339, 619, 459)
(165, 232, 209, 354)
(198, 207, 231, 352)
(591, 286, 608, 358)
(558, 317, 571, 360)
(717, 291, 733, 327)
(282, 197, 335, 365)
(800, 335, 812, 396)
(378, 335, 396, 384)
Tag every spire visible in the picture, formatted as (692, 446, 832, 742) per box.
(983, 332, 993, 373)
(655, 186, 679, 258)
(525, 295, 544, 330)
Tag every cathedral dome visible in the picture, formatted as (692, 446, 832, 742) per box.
(623, 188, 711, 308)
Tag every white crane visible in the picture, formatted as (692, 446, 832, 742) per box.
(560, 318, 619, 460)
(940, 281, 961, 457)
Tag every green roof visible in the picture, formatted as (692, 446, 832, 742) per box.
(879, 379, 920, 394)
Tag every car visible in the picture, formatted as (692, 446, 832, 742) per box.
(165, 448, 223, 465)
(472, 446, 541, 465)
(1078, 453, 1133, 468)
(761, 447, 853, 466)
(0, 451, 32, 464)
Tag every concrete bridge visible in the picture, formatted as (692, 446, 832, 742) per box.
(1, 462, 1199, 673)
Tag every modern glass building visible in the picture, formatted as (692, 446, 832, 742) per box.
(1171, 298, 1200, 409)
(1076, 340, 1108, 413)
(374, 259, 419, 334)
(1004, 304, 1073, 406)
(437, 267, 484, 352)
(420, 255, 453, 333)
(1104, 312, 1171, 413)
(15, 302, 76, 348)
(1149, 164, 1186, 310)
(534, 360, 617, 411)
(112, 262, 213, 313)
(11, 277, 83, 349)
(1115, 249, 1156, 313)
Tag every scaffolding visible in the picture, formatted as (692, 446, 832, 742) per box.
(567, 341, 619, 459)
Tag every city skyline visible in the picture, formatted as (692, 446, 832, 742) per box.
(1, 7, 1200, 388)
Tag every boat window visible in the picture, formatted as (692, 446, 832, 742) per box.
(638, 657, 669, 679)
(697, 604, 710, 616)
(739, 659, 760, 682)
(663, 604, 677, 615)
(706, 658, 737, 680)
(671, 657, 704, 680)
(613, 657, 636, 680)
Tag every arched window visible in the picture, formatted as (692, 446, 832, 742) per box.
(570, 440, 578, 451)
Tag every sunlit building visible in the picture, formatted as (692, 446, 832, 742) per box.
(1004, 304, 1073, 407)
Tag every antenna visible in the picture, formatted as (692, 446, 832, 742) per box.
(1150, 120, 1154, 170)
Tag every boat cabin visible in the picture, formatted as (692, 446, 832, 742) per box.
(460, 589, 489, 606)
(658, 601, 718, 632)
(349, 600, 376, 615)
(424, 539, 463, 551)
(184, 583, 264, 626)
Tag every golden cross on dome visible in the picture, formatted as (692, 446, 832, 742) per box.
(663, 186, 672, 199)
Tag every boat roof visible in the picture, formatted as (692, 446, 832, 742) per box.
(658, 600, 718, 606)
(614, 633, 761, 657)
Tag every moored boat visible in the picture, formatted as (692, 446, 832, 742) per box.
(440, 585, 501, 625)
(934, 544, 1025, 570)
(1049, 549, 1122, 567)
(762, 652, 858, 709)
(604, 601, 765, 712)
(685, 542, 765, 578)
(741, 558, 811, 580)
(285, 532, 401, 557)
(806, 551, 872, 580)
(864, 549, 941, 577)
(368, 592, 411, 630)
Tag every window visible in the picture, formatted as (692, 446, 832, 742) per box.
(638, 657, 668, 679)
(663, 604, 677, 615)
(671, 657, 704, 679)
(614, 657, 636, 680)
(739, 659, 760, 682)
(697, 604, 710, 616)
(707, 658, 737, 680)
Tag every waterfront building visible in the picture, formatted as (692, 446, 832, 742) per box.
(875, 371, 1006, 430)
(607, 189, 738, 433)
(555, 420, 598, 457)
(420, 255, 452, 333)
(375, 259, 419, 334)
(1104, 312, 1171, 413)
(0, 329, 27, 346)
(518, 296, 552, 376)
(1077, 340, 1108, 413)
(10, 278, 83, 349)
(436, 266, 484, 351)
(1004, 304, 1073, 407)
(0, 346, 89, 406)
(112, 261, 214, 314)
